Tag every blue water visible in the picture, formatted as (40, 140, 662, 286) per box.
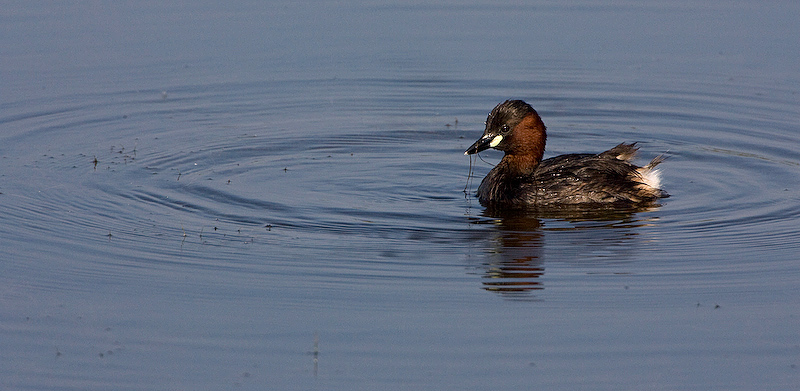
(2, 1, 799, 390)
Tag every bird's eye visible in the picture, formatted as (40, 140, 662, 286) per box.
(501, 125, 510, 133)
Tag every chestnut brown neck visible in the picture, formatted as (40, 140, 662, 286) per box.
(500, 113, 547, 176)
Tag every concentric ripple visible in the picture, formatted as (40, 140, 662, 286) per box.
(1, 74, 799, 300)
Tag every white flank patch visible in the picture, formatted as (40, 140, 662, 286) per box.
(489, 135, 503, 148)
(638, 166, 662, 189)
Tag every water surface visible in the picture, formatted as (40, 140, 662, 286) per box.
(2, 1, 799, 390)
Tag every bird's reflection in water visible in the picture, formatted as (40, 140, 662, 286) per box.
(479, 213, 545, 299)
(472, 204, 662, 299)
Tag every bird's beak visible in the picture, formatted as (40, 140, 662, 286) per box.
(464, 134, 503, 155)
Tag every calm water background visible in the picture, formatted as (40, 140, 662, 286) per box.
(2, 1, 799, 390)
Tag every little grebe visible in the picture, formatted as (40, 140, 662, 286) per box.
(465, 100, 668, 207)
